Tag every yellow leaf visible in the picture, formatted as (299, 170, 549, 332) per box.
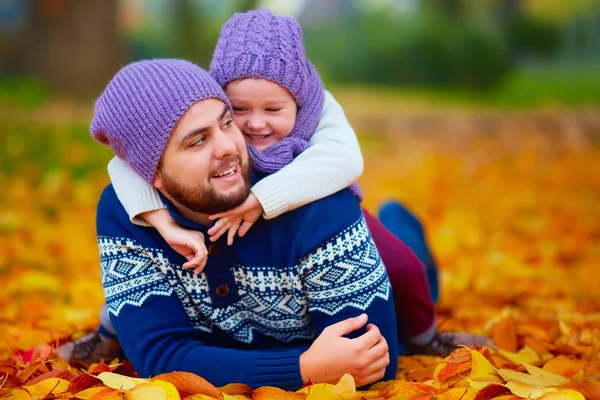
(465, 378, 493, 391)
(538, 389, 586, 400)
(97, 372, 148, 390)
(6, 389, 33, 399)
(74, 387, 109, 399)
(437, 387, 477, 400)
(498, 346, 541, 366)
(151, 380, 181, 400)
(522, 363, 571, 386)
(125, 383, 170, 400)
(305, 384, 340, 400)
(183, 395, 221, 400)
(330, 374, 356, 399)
(297, 383, 335, 395)
(504, 381, 557, 399)
(468, 349, 501, 382)
(24, 377, 70, 397)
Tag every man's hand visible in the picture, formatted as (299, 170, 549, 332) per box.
(299, 314, 390, 387)
(208, 193, 263, 245)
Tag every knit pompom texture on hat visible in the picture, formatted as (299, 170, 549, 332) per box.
(210, 8, 325, 174)
(90, 59, 231, 183)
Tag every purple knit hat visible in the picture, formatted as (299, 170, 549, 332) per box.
(91, 59, 231, 183)
(209, 8, 324, 174)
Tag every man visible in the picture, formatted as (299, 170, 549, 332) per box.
(81, 59, 397, 390)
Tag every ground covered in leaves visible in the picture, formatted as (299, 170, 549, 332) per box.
(0, 98, 599, 399)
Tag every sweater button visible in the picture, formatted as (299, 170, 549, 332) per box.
(215, 284, 229, 297)
(207, 243, 219, 255)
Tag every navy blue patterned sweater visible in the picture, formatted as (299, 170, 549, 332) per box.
(97, 185, 398, 390)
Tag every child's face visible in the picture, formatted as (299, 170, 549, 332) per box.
(225, 78, 297, 151)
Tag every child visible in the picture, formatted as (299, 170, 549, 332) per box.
(60, 9, 488, 365)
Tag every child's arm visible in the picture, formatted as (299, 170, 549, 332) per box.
(108, 156, 208, 273)
(208, 90, 363, 241)
(107, 156, 166, 227)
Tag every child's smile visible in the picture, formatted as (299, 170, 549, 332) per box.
(225, 78, 298, 151)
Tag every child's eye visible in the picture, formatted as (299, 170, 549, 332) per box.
(266, 108, 281, 112)
(232, 107, 247, 113)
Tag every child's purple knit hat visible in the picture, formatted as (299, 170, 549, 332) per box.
(90, 59, 231, 183)
(209, 8, 324, 174)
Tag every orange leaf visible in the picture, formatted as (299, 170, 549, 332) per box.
(151, 371, 221, 399)
(218, 383, 252, 396)
(564, 381, 600, 400)
(493, 318, 518, 352)
(252, 386, 306, 400)
(542, 356, 584, 379)
(435, 347, 473, 385)
(88, 360, 114, 375)
(89, 387, 125, 400)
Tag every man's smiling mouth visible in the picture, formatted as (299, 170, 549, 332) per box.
(213, 166, 236, 178)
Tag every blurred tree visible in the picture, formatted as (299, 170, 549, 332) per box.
(23, 0, 124, 95)
(173, 0, 201, 62)
(171, 0, 260, 68)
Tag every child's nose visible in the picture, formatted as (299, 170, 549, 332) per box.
(247, 114, 266, 130)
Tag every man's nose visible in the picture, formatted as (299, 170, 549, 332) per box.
(213, 129, 237, 158)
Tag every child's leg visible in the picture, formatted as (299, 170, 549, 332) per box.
(362, 209, 437, 346)
(378, 201, 439, 303)
(58, 303, 122, 364)
(99, 303, 118, 338)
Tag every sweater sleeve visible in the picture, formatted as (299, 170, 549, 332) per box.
(294, 193, 399, 382)
(107, 156, 166, 227)
(251, 90, 364, 219)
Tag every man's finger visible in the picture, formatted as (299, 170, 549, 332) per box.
(355, 367, 387, 388)
(324, 314, 368, 336)
(352, 324, 382, 350)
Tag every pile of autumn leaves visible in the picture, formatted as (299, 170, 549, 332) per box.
(2, 339, 600, 399)
(2, 102, 600, 398)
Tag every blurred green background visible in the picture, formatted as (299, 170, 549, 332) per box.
(2, 0, 600, 105)
(0, 0, 599, 184)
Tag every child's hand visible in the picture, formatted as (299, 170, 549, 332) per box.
(142, 209, 208, 274)
(159, 223, 208, 275)
(208, 193, 263, 245)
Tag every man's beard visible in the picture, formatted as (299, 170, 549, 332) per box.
(160, 156, 253, 215)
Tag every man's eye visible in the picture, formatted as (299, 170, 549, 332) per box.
(266, 108, 281, 112)
(223, 119, 233, 129)
(192, 136, 207, 146)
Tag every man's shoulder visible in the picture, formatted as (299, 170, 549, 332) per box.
(96, 184, 154, 240)
(276, 188, 364, 257)
(97, 184, 126, 223)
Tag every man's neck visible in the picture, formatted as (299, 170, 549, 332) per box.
(158, 190, 212, 227)
(175, 205, 212, 226)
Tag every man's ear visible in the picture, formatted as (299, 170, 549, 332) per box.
(153, 170, 163, 190)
